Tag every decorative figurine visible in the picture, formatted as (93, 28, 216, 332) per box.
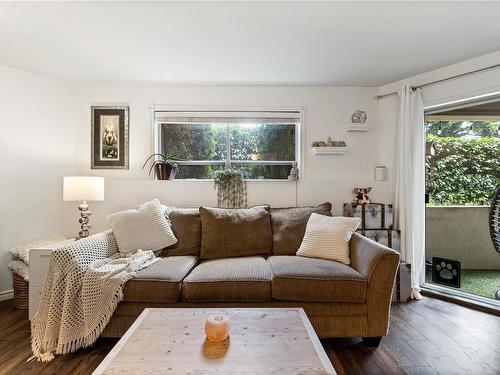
(313, 139, 346, 148)
(312, 141, 327, 147)
(351, 110, 367, 124)
(288, 162, 299, 180)
(333, 140, 347, 147)
(353, 187, 372, 205)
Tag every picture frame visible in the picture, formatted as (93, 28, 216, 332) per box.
(91, 105, 129, 169)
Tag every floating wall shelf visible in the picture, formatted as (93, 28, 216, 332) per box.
(312, 146, 348, 155)
(346, 125, 371, 132)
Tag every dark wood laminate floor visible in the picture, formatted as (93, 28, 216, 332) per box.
(0, 298, 498, 375)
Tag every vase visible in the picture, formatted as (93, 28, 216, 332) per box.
(155, 163, 177, 180)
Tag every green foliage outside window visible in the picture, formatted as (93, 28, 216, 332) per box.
(426, 120, 500, 205)
(160, 123, 296, 179)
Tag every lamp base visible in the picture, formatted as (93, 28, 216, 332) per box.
(76, 201, 92, 240)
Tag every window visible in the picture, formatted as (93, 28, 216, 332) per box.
(154, 111, 300, 180)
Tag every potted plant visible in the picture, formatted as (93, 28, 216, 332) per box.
(142, 152, 182, 180)
(213, 169, 247, 208)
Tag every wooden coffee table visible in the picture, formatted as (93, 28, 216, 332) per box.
(93, 308, 336, 374)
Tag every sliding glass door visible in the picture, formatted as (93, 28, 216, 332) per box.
(424, 98, 500, 304)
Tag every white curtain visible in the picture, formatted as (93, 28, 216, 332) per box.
(393, 85, 425, 300)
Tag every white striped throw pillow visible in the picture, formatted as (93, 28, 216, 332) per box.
(107, 198, 177, 254)
(296, 213, 361, 265)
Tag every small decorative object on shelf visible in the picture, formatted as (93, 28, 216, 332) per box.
(312, 138, 347, 154)
(351, 110, 367, 123)
(205, 314, 231, 342)
(353, 187, 372, 205)
(312, 146, 348, 155)
(347, 110, 370, 132)
(288, 161, 299, 180)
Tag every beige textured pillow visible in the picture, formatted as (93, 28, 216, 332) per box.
(107, 199, 177, 254)
(199, 205, 272, 259)
(296, 213, 361, 265)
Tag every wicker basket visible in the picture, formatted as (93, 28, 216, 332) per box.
(12, 272, 29, 309)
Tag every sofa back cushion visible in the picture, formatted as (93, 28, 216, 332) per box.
(162, 208, 201, 256)
(199, 205, 272, 259)
(270, 202, 332, 255)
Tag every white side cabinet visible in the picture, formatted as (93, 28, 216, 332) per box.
(29, 240, 73, 320)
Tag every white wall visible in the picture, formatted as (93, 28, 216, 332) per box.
(0, 65, 77, 296)
(69, 84, 389, 234)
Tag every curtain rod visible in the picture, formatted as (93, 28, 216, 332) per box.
(375, 62, 500, 100)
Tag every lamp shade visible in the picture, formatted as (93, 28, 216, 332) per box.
(63, 176, 104, 201)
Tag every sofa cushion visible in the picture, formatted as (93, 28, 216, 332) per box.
(181, 256, 272, 302)
(270, 202, 332, 255)
(107, 199, 177, 254)
(163, 208, 201, 257)
(267, 256, 366, 303)
(124, 256, 198, 303)
(199, 206, 272, 259)
(296, 214, 361, 265)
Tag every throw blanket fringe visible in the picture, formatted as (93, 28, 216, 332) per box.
(31, 232, 159, 361)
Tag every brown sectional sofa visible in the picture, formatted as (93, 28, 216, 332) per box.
(99, 203, 400, 346)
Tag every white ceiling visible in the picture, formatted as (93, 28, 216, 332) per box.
(1, 2, 500, 86)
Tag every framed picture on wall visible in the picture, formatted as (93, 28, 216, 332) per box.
(91, 105, 129, 169)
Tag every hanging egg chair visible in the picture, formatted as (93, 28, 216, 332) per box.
(489, 185, 500, 300)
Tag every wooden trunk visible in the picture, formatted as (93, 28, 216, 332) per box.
(356, 229, 401, 252)
(392, 262, 412, 303)
(344, 203, 394, 230)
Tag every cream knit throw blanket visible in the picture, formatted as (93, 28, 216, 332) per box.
(31, 231, 159, 362)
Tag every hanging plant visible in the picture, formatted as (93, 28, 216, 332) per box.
(213, 169, 247, 208)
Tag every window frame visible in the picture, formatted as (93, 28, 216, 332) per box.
(151, 107, 304, 181)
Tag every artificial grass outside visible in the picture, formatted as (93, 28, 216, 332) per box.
(425, 269, 500, 300)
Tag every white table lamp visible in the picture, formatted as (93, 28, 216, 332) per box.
(63, 176, 104, 239)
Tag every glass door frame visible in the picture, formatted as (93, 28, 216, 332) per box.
(421, 94, 500, 309)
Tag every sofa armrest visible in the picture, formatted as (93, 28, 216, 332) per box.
(349, 232, 400, 336)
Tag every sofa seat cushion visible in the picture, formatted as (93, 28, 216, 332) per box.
(124, 256, 198, 303)
(181, 256, 272, 302)
(267, 256, 366, 303)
